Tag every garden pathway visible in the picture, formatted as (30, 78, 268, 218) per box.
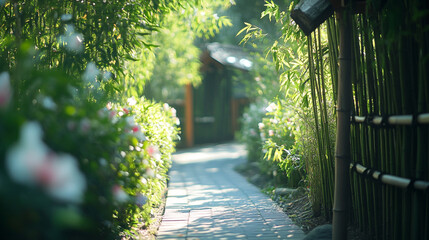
(156, 142, 305, 240)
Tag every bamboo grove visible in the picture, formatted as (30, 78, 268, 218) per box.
(307, 17, 338, 220)
(306, 1, 429, 239)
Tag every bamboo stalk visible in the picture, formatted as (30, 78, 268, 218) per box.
(308, 35, 330, 217)
(332, 8, 352, 240)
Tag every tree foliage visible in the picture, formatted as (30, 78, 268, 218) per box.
(140, 0, 233, 101)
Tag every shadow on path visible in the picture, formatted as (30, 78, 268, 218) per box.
(157, 142, 305, 240)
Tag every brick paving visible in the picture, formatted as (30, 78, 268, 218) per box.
(156, 142, 305, 240)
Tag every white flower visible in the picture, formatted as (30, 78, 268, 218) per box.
(140, 177, 147, 185)
(42, 96, 57, 110)
(0, 72, 12, 109)
(260, 132, 266, 141)
(99, 158, 107, 167)
(145, 168, 155, 178)
(6, 122, 48, 186)
(265, 102, 277, 112)
(258, 122, 265, 130)
(82, 62, 100, 86)
(61, 14, 72, 22)
(66, 33, 84, 53)
(44, 154, 86, 203)
(127, 97, 137, 106)
(58, 24, 84, 53)
(270, 118, 279, 124)
(6, 122, 86, 203)
(112, 185, 129, 203)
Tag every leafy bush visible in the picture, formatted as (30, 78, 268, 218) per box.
(240, 98, 305, 188)
(237, 1, 337, 214)
(261, 100, 304, 188)
(240, 101, 267, 163)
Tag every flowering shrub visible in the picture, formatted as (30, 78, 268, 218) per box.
(0, 67, 179, 239)
(240, 99, 305, 187)
(240, 100, 267, 163)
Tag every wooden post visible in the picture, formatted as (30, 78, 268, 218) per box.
(231, 99, 237, 135)
(332, 7, 352, 240)
(185, 83, 194, 147)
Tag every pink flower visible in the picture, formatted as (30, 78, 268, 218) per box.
(79, 118, 91, 133)
(109, 110, 117, 119)
(269, 130, 275, 136)
(106, 102, 113, 110)
(6, 122, 86, 203)
(145, 168, 155, 178)
(146, 145, 161, 161)
(170, 107, 177, 118)
(258, 122, 265, 130)
(125, 116, 146, 141)
(163, 103, 170, 111)
(132, 126, 139, 133)
(112, 185, 128, 203)
(0, 72, 12, 109)
(40, 153, 86, 203)
(249, 128, 257, 136)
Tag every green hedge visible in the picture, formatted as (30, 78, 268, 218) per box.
(0, 67, 179, 239)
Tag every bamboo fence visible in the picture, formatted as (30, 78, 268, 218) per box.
(306, 1, 429, 239)
(346, 3, 429, 239)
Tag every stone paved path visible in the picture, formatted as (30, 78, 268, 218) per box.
(156, 142, 305, 240)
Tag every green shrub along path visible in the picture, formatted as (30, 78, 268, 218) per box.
(157, 142, 304, 240)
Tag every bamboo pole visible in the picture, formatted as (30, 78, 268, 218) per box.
(332, 8, 352, 240)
